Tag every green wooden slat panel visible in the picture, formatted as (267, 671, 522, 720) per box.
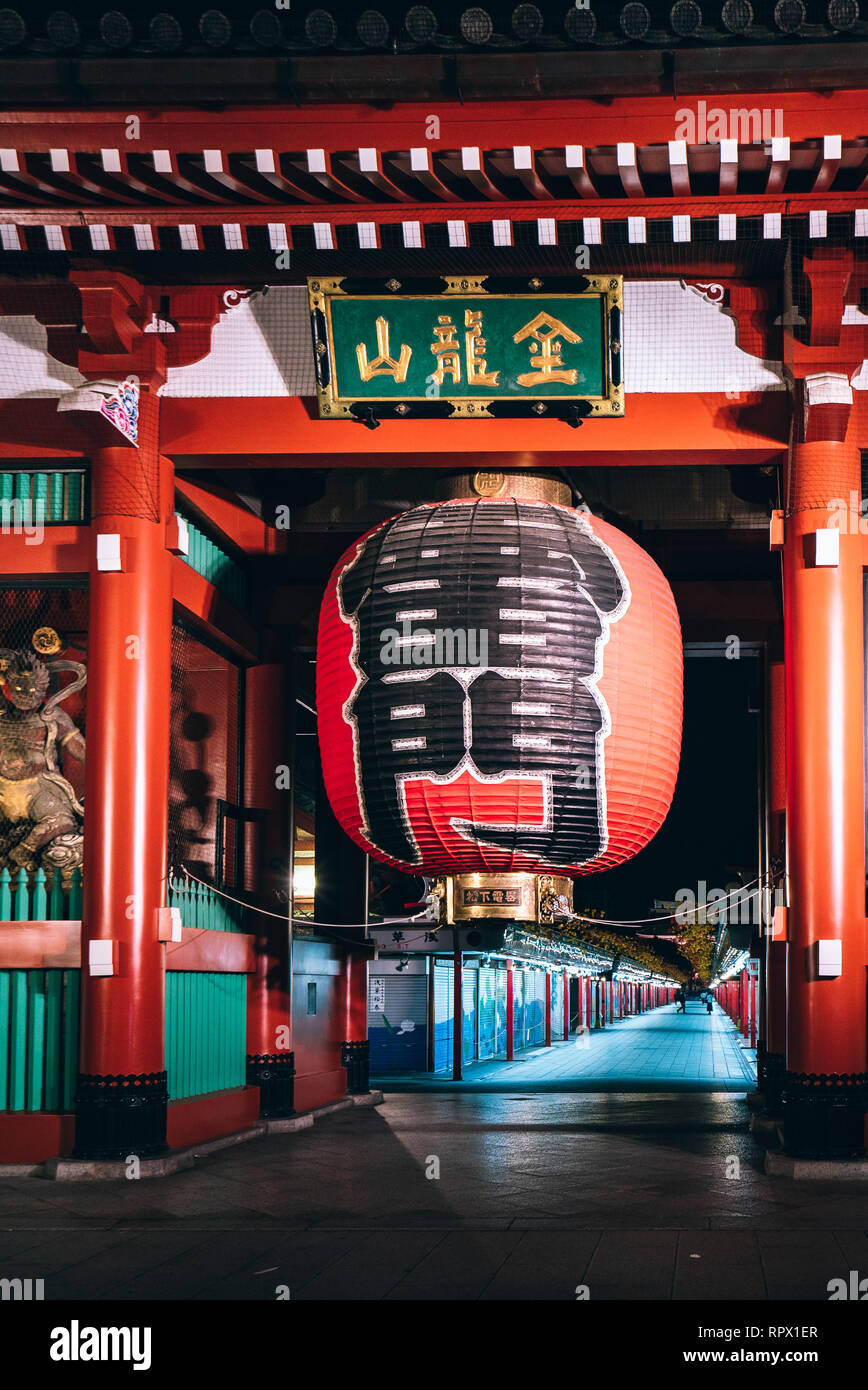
(27, 971, 45, 1111)
(0, 473, 12, 502)
(49, 869, 64, 921)
(9, 972, 28, 1111)
(66, 473, 83, 522)
(43, 971, 62, 1112)
(68, 868, 82, 919)
(33, 474, 48, 527)
(62, 971, 80, 1113)
(13, 868, 29, 921)
(223, 977, 233, 1092)
(0, 868, 11, 920)
(32, 868, 47, 920)
(165, 972, 246, 1101)
(180, 973, 188, 1102)
(14, 472, 30, 501)
(193, 972, 202, 1097)
(0, 973, 9, 1110)
(49, 472, 64, 522)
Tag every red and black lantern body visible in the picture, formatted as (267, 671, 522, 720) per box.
(317, 497, 682, 877)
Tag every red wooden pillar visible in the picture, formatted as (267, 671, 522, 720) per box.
(783, 418, 867, 1155)
(342, 947, 370, 1093)
(544, 972, 552, 1046)
(244, 664, 294, 1116)
(75, 415, 174, 1158)
(741, 969, 749, 1037)
(563, 970, 570, 1040)
(505, 959, 514, 1061)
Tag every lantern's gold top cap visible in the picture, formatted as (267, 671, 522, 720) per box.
(440, 470, 571, 506)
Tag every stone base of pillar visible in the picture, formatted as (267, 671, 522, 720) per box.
(781, 1072, 868, 1158)
(72, 1071, 168, 1160)
(246, 1052, 295, 1118)
(341, 1039, 370, 1095)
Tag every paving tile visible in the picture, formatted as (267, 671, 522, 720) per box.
(585, 1229, 678, 1299)
(673, 1231, 767, 1300)
(385, 1231, 523, 1299)
(480, 1231, 600, 1300)
(295, 1230, 447, 1300)
(757, 1231, 844, 1300)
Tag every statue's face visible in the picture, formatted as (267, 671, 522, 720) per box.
(4, 666, 47, 710)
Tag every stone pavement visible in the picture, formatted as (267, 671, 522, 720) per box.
(378, 999, 758, 1092)
(0, 1006, 865, 1301)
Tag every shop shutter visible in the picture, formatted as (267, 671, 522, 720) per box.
(495, 967, 509, 1057)
(513, 969, 526, 1051)
(433, 961, 453, 1073)
(551, 971, 563, 1041)
(525, 973, 545, 1045)
(478, 965, 497, 1060)
(462, 965, 478, 1064)
(368, 972, 428, 1074)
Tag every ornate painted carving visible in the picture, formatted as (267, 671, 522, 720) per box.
(0, 645, 86, 879)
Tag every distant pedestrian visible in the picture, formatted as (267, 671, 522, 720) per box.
(675, 988, 686, 1014)
(706, 998, 713, 1014)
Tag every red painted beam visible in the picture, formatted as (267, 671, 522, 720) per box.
(0, 527, 89, 576)
(161, 392, 789, 464)
(166, 926, 255, 974)
(171, 556, 259, 662)
(0, 920, 255, 973)
(0, 921, 81, 969)
(1, 90, 866, 152)
(175, 477, 286, 556)
(7, 189, 868, 228)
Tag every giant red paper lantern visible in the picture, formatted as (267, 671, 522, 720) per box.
(317, 497, 682, 877)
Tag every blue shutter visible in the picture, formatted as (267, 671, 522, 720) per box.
(478, 965, 497, 1060)
(433, 962, 453, 1073)
(368, 972, 428, 1073)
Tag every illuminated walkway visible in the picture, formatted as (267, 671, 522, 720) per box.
(378, 1001, 757, 1092)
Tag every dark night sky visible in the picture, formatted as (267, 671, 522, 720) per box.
(580, 652, 761, 924)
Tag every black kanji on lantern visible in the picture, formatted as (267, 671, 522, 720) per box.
(338, 500, 629, 868)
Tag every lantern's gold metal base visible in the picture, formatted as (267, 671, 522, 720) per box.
(434, 872, 573, 927)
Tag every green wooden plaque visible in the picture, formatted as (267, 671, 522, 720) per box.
(308, 275, 623, 421)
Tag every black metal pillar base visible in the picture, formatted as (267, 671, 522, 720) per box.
(72, 1072, 168, 1160)
(247, 1052, 295, 1118)
(341, 1039, 370, 1095)
(781, 1072, 868, 1159)
(756, 1037, 767, 1086)
(757, 1045, 786, 1116)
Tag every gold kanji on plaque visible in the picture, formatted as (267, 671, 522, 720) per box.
(464, 310, 500, 386)
(513, 311, 582, 386)
(356, 316, 412, 382)
(430, 315, 462, 385)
